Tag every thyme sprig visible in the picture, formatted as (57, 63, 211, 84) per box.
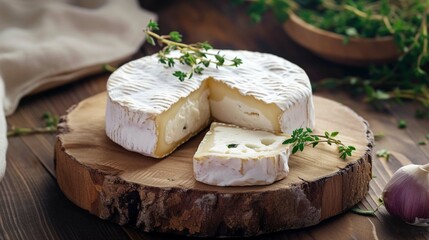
(283, 128, 356, 160)
(144, 20, 243, 81)
(315, 77, 429, 118)
(7, 112, 58, 137)
(376, 149, 391, 161)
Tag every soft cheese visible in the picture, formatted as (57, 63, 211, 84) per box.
(193, 122, 291, 186)
(106, 50, 314, 158)
(106, 79, 210, 158)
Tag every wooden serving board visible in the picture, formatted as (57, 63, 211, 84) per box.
(55, 92, 373, 237)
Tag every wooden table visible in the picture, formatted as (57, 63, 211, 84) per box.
(2, 1, 429, 239)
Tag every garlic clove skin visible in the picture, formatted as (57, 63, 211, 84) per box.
(382, 164, 429, 226)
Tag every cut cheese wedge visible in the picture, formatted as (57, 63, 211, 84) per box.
(106, 50, 314, 158)
(193, 122, 291, 186)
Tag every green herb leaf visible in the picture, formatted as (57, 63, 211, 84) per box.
(194, 66, 204, 74)
(147, 20, 159, 31)
(374, 132, 385, 141)
(345, 27, 358, 37)
(232, 57, 243, 67)
(398, 120, 407, 129)
(291, 145, 299, 154)
(173, 71, 187, 81)
(167, 58, 175, 67)
(227, 143, 239, 148)
(376, 149, 391, 161)
(198, 42, 213, 50)
(169, 31, 182, 42)
(146, 35, 156, 46)
(351, 207, 376, 216)
(380, 0, 390, 16)
(283, 138, 295, 144)
(102, 64, 117, 73)
(215, 54, 225, 67)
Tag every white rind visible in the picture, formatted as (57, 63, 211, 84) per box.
(106, 98, 157, 156)
(194, 154, 290, 186)
(106, 50, 314, 157)
(280, 95, 315, 133)
(193, 123, 291, 186)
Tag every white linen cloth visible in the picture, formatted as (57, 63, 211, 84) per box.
(0, 0, 156, 181)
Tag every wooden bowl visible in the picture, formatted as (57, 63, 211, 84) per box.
(284, 13, 400, 66)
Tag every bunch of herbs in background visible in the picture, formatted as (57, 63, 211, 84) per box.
(240, 0, 429, 117)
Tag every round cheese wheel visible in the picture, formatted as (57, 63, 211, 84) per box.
(106, 50, 314, 158)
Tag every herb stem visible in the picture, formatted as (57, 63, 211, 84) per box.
(343, 4, 394, 33)
(388, 92, 429, 106)
(308, 139, 341, 145)
(144, 20, 242, 81)
(351, 199, 384, 216)
(7, 126, 56, 137)
(145, 31, 200, 52)
(417, 12, 428, 68)
(383, 17, 394, 34)
(343, 5, 373, 19)
(7, 112, 59, 138)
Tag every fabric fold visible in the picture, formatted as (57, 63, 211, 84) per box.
(0, 0, 157, 181)
(0, 78, 6, 181)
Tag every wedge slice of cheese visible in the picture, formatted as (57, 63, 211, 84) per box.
(193, 122, 291, 186)
(106, 50, 314, 158)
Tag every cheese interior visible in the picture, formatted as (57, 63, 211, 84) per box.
(194, 122, 291, 186)
(154, 78, 287, 157)
(208, 78, 282, 132)
(194, 123, 288, 158)
(155, 80, 210, 157)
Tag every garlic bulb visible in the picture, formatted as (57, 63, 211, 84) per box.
(382, 164, 429, 226)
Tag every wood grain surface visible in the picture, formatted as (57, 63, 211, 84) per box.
(55, 93, 372, 237)
(1, 1, 429, 239)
